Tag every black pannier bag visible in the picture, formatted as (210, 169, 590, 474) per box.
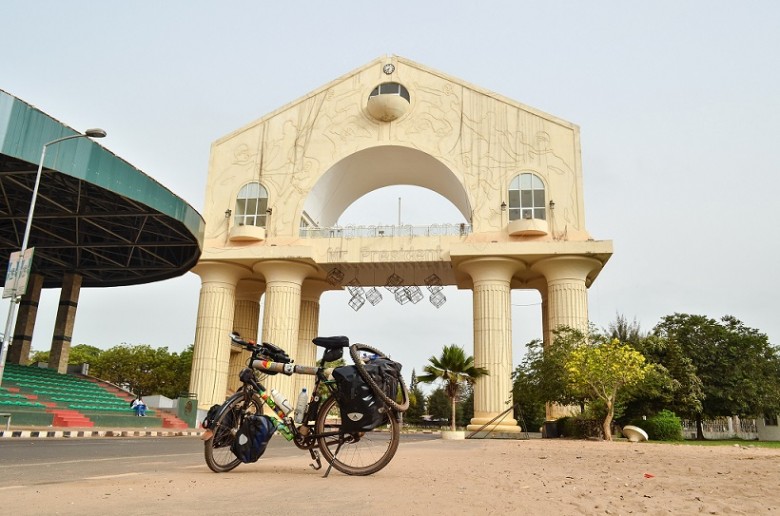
(202, 404, 221, 430)
(231, 414, 276, 463)
(370, 357, 402, 402)
(332, 357, 403, 432)
(203, 403, 238, 448)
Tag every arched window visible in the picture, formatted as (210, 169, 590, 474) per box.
(235, 182, 268, 227)
(508, 173, 546, 221)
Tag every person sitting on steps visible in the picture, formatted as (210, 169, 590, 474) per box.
(131, 396, 147, 416)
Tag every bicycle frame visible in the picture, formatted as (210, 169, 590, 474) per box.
(233, 353, 348, 468)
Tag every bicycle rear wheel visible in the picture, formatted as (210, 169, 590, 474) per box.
(204, 393, 263, 473)
(315, 395, 400, 476)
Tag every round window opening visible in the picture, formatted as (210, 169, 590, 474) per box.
(366, 82, 411, 122)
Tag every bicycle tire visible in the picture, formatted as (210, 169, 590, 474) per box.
(315, 395, 400, 476)
(349, 343, 410, 412)
(204, 393, 263, 473)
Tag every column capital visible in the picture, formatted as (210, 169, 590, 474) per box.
(531, 256, 604, 285)
(253, 259, 318, 284)
(457, 256, 526, 284)
(191, 260, 251, 285)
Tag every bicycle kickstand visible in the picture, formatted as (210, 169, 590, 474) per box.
(322, 440, 344, 478)
(309, 449, 322, 471)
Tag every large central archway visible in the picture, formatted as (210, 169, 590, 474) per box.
(305, 145, 471, 227)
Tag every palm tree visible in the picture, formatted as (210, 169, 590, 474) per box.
(417, 345, 488, 431)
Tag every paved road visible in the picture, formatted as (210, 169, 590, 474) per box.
(0, 433, 437, 489)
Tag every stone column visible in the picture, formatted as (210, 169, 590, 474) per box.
(293, 279, 330, 398)
(189, 262, 248, 409)
(49, 273, 82, 373)
(254, 260, 315, 401)
(532, 256, 603, 419)
(458, 257, 525, 434)
(8, 273, 43, 365)
(227, 279, 265, 393)
(531, 256, 602, 335)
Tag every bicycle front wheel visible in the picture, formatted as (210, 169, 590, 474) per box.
(315, 395, 400, 476)
(204, 393, 263, 473)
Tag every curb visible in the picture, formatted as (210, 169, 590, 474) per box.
(0, 428, 204, 439)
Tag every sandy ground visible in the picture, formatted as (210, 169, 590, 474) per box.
(6, 437, 780, 515)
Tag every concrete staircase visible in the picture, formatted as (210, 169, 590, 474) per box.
(50, 409, 94, 427)
(158, 410, 189, 429)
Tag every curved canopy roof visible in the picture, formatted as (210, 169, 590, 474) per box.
(0, 90, 204, 289)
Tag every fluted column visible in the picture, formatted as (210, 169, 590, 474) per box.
(228, 279, 265, 393)
(527, 279, 550, 348)
(8, 273, 43, 365)
(49, 273, 82, 373)
(532, 256, 603, 419)
(458, 257, 525, 434)
(293, 279, 330, 398)
(189, 262, 248, 409)
(254, 260, 316, 401)
(531, 256, 602, 335)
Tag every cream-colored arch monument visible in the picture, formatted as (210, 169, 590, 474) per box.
(190, 56, 612, 434)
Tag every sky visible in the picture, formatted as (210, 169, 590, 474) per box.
(2, 1, 779, 387)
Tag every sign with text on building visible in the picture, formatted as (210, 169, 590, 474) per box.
(3, 248, 34, 299)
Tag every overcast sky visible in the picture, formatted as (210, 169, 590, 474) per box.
(2, 1, 778, 385)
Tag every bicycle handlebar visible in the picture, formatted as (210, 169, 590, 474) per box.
(251, 359, 319, 376)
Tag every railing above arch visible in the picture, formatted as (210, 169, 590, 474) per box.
(299, 223, 472, 239)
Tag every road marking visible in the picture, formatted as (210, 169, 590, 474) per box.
(0, 452, 199, 469)
(0, 486, 24, 491)
(84, 472, 141, 480)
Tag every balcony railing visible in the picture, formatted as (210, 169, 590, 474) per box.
(299, 223, 472, 239)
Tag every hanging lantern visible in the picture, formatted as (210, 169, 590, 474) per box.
(326, 268, 344, 286)
(366, 287, 383, 306)
(385, 273, 404, 292)
(429, 290, 447, 308)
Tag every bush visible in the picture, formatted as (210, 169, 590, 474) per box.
(630, 410, 683, 441)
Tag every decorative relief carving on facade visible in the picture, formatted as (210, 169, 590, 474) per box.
(398, 80, 458, 145)
(208, 57, 586, 240)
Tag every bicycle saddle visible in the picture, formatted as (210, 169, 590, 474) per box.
(312, 336, 350, 349)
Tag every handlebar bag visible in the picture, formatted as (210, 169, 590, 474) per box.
(231, 414, 276, 463)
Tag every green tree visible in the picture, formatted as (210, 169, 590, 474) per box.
(566, 338, 654, 440)
(606, 313, 646, 343)
(426, 388, 450, 421)
(29, 349, 49, 364)
(512, 329, 592, 413)
(91, 344, 192, 398)
(457, 385, 474, 428)
(620, 334, 703, 423)
(511, 356, 547, 432)
(29, 344, 103, 367)
(404, 369, 426, 424)
(417, 344, 488, 431)
(654, 314, 780, 439)
(68, 344, 104, 366)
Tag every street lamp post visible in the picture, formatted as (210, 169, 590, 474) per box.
(0, 128, 107, 386)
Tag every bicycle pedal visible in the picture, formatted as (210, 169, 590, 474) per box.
(309, 449, 322, 470)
